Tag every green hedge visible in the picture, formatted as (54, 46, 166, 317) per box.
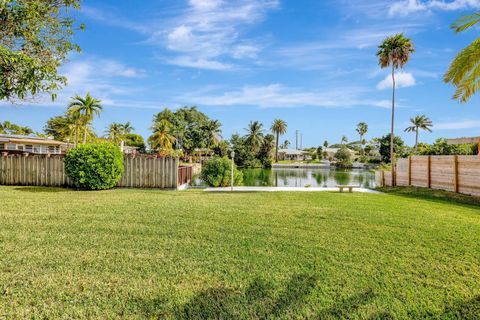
(201, 156, 243, 187)
(64, 143, 124, 190)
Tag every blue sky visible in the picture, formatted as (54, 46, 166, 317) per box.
(2, 0, 480, 147)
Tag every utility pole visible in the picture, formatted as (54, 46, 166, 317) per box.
(295, 130, 299, 150)
(300, 134, 303, 149)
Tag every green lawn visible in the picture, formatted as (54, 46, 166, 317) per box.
(1, 186, 479, 319)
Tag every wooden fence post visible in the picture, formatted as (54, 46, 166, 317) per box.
(427, 155, 431, 188)
(408, 156, 412, 186)
(453, 155, 459, 193)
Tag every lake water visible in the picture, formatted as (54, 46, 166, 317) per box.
(194, 168, 377, 188)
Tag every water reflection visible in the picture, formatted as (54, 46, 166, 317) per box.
(194, 168, 376, 188)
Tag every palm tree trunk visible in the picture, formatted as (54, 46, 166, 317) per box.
(390, 65, 396, 186)
(74, 122, 79, 146)
(415, 127, 419, 152)
(275, 132, 279, 163)
(360, 134, 363, 157)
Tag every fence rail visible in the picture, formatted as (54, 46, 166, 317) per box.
(0, 154, 186, 189)
(376, 155, 480, 196)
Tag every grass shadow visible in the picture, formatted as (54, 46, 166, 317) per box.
(13, 186, 70, 193)
(315, 288, 376, 319)
(377, 187, 480, 209)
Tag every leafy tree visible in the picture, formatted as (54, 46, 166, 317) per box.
(356, 122, 368, 156)
(67, 93, 102, 144)
(323, 140, 329, 148)
(213, 140, 230, 157)
(316, 146, 323, 160)
(444, 12, 480, 102)
(378, 134, 407, 164)
(271, 119, 287, 163)
(44, 115, 76, 141)
(1, 0, 84, 101)
(124, 133, 146, 152)
(149, 119, 176, 152)
(245, 121, 264, 152)
(404, 115, 433, 151)
(418, 139, 475, 156)
(258, 134, 275, 167)
(0, 120, 33, 135)
(377, 33, 414, 185)
(334, 146, 352, 168)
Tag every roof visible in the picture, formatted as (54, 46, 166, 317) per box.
(446, 137, 480, 145)
(324, 147, 355, 154)
(0, 134, 67, 146)
(278, 148, 309, 155)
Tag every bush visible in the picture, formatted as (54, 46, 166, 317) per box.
(65, 143, 124, 190)
(334, 146, 352, 168)
(201, 156, 243, 187)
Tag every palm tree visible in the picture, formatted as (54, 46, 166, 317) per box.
(105, 123, 124, 144)
(282, 140, 290, 149)
(245, 121, 264, 152)
(341, 136, 348, 145)
(377, 33, 414, 186)
(68, 93, 103, 144)
(203, 120, 222, 149)
(271, 119, 287, 162)
(444, 12, 480, 102)
(404, 115, 433, 151)
(122, 122, 134, 134)
(150, 119, 176, 151)
(356, 122, 368, 156)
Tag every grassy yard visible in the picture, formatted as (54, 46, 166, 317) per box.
(1, 186, 479, 319)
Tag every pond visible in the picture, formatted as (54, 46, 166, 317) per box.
(193, 168, 377, 188)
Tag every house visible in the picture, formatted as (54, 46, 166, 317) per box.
(324, 147, 356, 159)
(0, 134, 71, 155)
(278, 149, 310, 161)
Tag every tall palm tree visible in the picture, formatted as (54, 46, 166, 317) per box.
(245, 121, 264, 152)
(68, 93, 103, 144)
(122, 122, 134, 134)
(377, 33, 414, 186)
(271, 119, 287, 163)
(444, 12, 480, 102)
(356, 122, 368, 156)
(404, 115, 433, 151)
(341, 135, 348, 145)
(150, 119, 176, 151)
(203, 120, 222, 150)
(105, 123, 124, 144)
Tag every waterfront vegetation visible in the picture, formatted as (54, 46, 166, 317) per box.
(1, 186, 479, 318)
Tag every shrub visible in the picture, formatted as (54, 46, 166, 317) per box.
(201, 156, 243, 187)
(334, 146, 352, 168)
(64, 143, 124, 190)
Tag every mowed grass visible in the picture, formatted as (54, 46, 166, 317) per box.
(0, 187, 479, 319)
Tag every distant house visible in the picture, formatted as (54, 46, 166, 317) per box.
(0, 134, 71, 155)
(446, 136, 480, 145)
(324, 147, 356, 159)
(278, 149, 310, 161)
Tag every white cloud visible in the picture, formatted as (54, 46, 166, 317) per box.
(376, 72, 416, 90)
(159, 0, 279, 69)
(166, 56, 233, 71)
(178, 84, 391, 109)
(435, 120, 480, 130)
(389, 0, 480, 16)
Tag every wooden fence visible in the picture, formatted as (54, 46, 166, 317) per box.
(376, 155, 480, 196)
(0, 154, 192, 189)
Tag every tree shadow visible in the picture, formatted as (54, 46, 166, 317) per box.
(315, 288, 376, 319)
(176, 273, 319, 319)
(13, 186, 69, 193)
(436, 295, 480, 320)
